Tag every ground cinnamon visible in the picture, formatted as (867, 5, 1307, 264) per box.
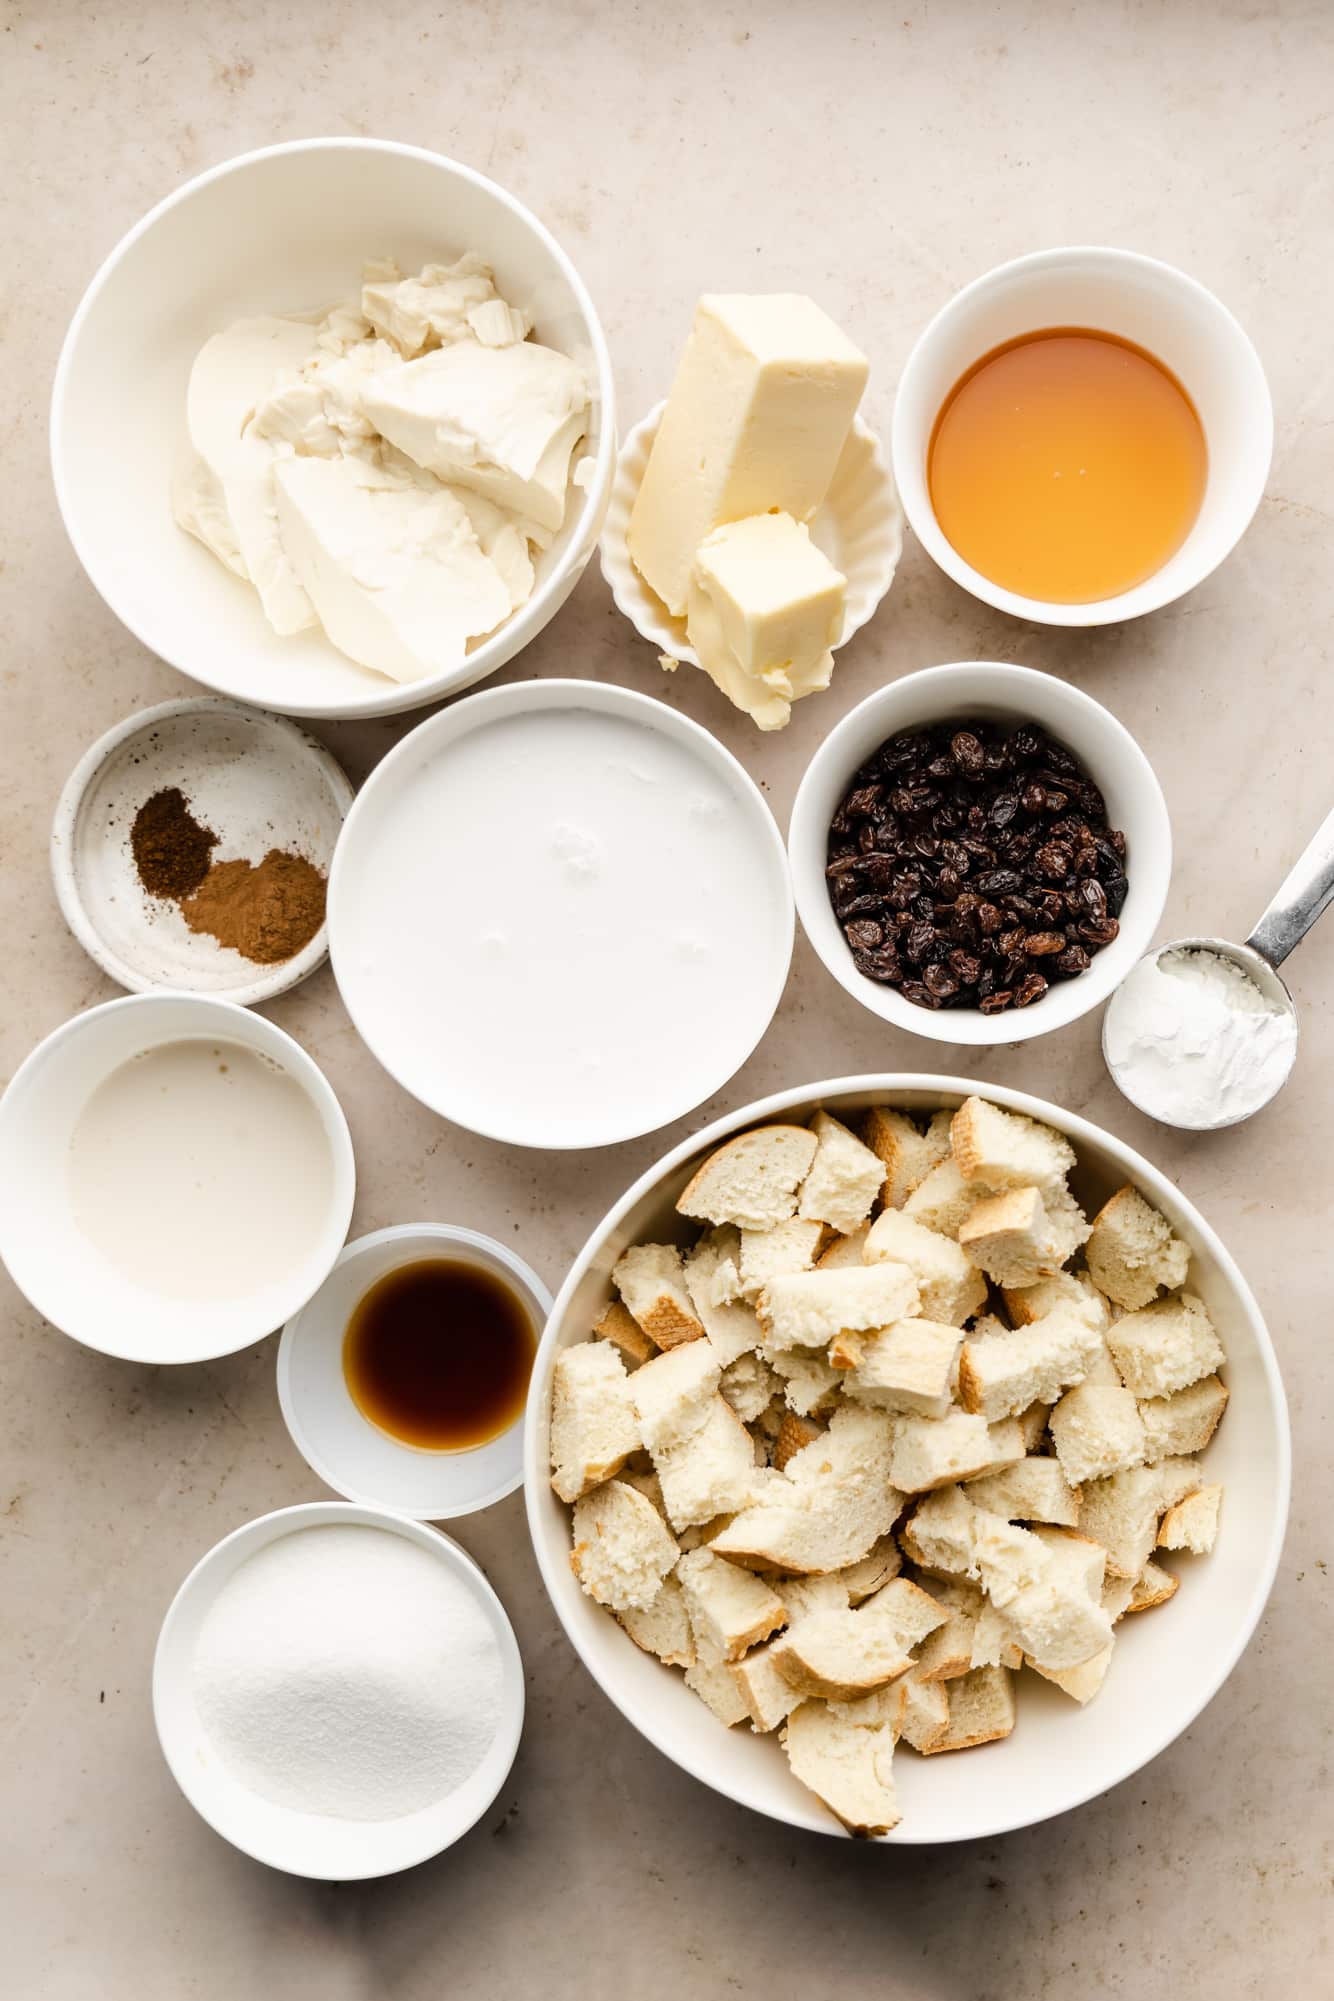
(129, 788, 327, 966)
(130, 787, 218, 899)
(179, 850, 327, 964)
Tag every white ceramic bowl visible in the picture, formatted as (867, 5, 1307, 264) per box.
(891, 246, 1273, 625)
(51, 698, 353, 1006)
(600, 404, 903, 667)
(154, 1502, 525, 1878)
(51, 138, 616, 721)
(328, 677, 794, 1149)
(278, 1223, 551, 1520)
(0, 993, 355, 1363)
(788, 661, 1171, 1045)
(524, 1075, 1289, 1845)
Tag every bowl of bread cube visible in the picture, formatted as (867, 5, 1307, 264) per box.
(524, 1080, 1288, 1842)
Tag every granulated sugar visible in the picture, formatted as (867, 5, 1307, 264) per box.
(192, 1525, 502, 1821)
(1104, 945, 1297, 1127)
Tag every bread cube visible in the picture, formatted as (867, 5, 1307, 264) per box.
(718, 1350, 780, 1424)
(1049, 1380, 1147, 1485)
(1138, 1374, 1229, 1462)
(970, 1513, 1052, 1608)
(684, 1657, 751, 1726)
(738, 1217, 826, 1295)
(797, 1109, 886, 1234)
(677, 1546, 788, 1664)
(771, 1609, 917, 1702)
(1076, 1464, 1169, 1578)
(903, 1156, 986, 1237)
(918, 1665, 1016, 1753)
(772, 1408, 823, 1470)
(999, 1530, 1113, 1670)
(959, 1183, 1088, 1287)
(730, 1640, 801, 1732)
(677, 1125, 819, 1231)
(759, 1263, 920, 1352)
(615, 1573, 695, 1667)
(655, 1396, 758, 1530)
(1158, 1483, 1222, 1554)
(950, 1096, 1076, 1193)
(837, 1536, 904, 1602)
(682, 1227, 762, 1364)
(860, 1107, 949, 1208)
(629, 1339, 721, 1454)
(570, 1480, 679, 1612)
(830, 1316, 963, 1419)
(1028, 1643, 1113, 1704)
(889, 1412, 1024, 1495)
(1002, 1268, 1110, 1332)
(969, 1597, 1023, 1670)
(910, 1577, 983, 1682)
(770, 1347, 843, 1416)
(814, 1224, 871, 1270)
(1107, 1291, 1224, 1399)
(1086, 1183, 1190, 1311)
(957, 1305, 1103, 1421)
(1126, 1558, 1179, 1614)
(898, 1484, 978, 1579)
(549, 1341, 640, 1502)
(863, 1209, 987, 1327)
(888, 1672, 951, 1750)
(782, 1702, 900, 1834)
(965, 1457, 1081, 1527)
(613, 1242, 705, 1349)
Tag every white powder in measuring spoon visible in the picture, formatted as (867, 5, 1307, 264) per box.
(192, 1526, 502, 1821)
(1104, 946, 1298, 1127)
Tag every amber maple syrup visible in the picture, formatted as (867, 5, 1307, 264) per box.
(342, 1259, 535, 1452)
(928, 327, 1207, 603)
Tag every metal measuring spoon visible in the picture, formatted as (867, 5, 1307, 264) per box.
(1103, 805, 1334, 1129)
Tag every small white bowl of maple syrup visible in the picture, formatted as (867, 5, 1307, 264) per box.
(277, 1223, 551, 1521)
(891, 245, 1272, 626)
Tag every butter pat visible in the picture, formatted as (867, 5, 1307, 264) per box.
(360, 339, 588, 532)
(272, 456, 512, 683)
(686, 514, 845, 731)
(628, 294, 868, 618)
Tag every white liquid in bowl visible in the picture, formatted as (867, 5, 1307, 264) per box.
(68, 1039, 335, 1300)
(332, 706, 791, 1146)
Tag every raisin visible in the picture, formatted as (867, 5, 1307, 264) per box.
(845, 919, 884, 950)
(906, 921, 936, 964)
(1024, 931, 1067, 956)
(979, 990, 1014, 1014)
(1015, 972, 1049, 1006)
(923, 964, 959, 999)
(1055, 945, 1091, 976)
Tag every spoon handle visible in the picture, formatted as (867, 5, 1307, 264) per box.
(1246, 804, 1334, 969)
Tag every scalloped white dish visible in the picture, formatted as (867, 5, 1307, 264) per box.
(599, 404, 903, 669)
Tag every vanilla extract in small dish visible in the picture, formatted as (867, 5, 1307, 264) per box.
(342, 1260, 535, 1452)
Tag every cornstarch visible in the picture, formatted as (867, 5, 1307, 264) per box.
(192, 1525, 502, 1821)
(1104, 946, 1297, 1126)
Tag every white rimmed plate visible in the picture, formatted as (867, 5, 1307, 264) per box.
(327, 678, 794, 1149)
(599, 404, 903, 668)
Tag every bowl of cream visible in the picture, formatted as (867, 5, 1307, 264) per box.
(51, 138, 616, 721)
(0, 993, 355, 1363)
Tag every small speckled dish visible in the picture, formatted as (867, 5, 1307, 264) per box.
(599, 403, 903, 671)
(52, 698, 353, 1007)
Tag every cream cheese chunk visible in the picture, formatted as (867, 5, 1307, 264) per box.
(360, 254, 529, 359)
(360, 339, 588, 533)
(686, 513, 845, 730)
(272, 455, 513, 683)
(173, 315, 322, 634)
(628, 294, 868, 618)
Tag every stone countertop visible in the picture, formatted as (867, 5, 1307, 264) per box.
(3, 4, 1331, 1996)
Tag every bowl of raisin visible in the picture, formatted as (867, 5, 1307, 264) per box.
(788, 661, 1171, 1044)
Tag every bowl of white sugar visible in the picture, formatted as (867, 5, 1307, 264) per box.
(154, 1502, 524, 1878)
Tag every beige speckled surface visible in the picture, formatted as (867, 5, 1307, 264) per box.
(4, 3, 1333, 1995)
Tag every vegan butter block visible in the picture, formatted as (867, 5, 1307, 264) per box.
(628, 293, 868, 617)
(686, 514, 846, 732)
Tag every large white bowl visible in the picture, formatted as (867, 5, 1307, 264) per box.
(154, 1502, 525, 1878)
(524, 1076, 1289, 1845)
(0, 993, 355, 1363)
(51, 139, 616, 721)
(891, 246, 1273, 626)
(788, 661, 1172, 1045)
